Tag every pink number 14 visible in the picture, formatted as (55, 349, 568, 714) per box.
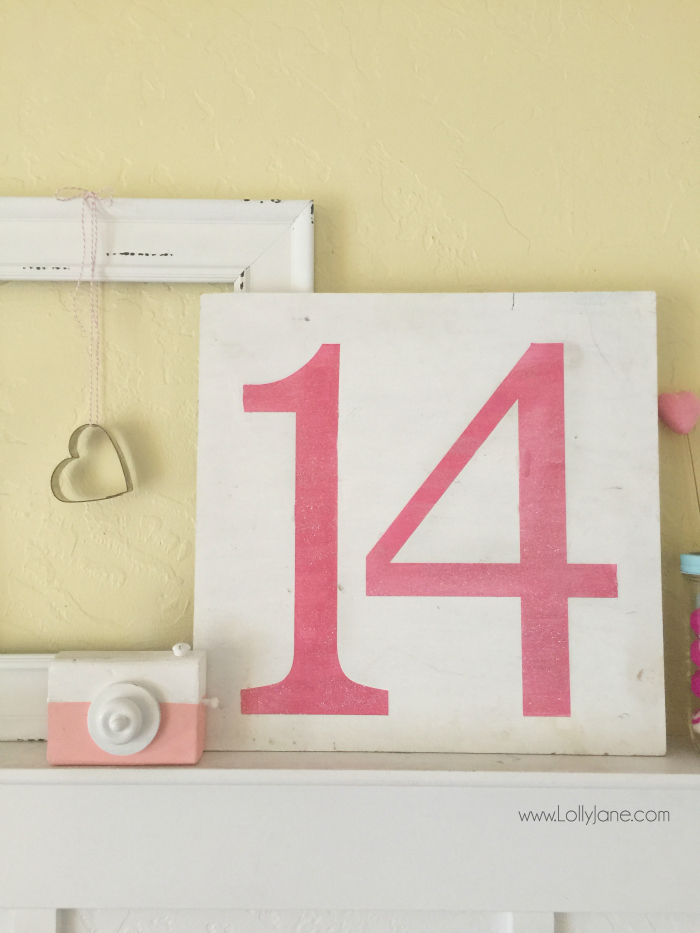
(241, 342, 617, 718)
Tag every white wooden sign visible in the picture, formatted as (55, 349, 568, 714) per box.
(194, 292, 664, 755)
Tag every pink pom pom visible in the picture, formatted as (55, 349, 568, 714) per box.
(690, 640, 700, 667)
(691, 609, 700, 635)
(658, 392, 700, 435)
(691, 670, 700, 697)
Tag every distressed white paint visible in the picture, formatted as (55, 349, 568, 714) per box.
(0, 198, 314, 286)
(194, 291, 664, 754)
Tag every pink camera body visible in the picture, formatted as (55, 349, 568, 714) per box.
(47, 648, 207, 766)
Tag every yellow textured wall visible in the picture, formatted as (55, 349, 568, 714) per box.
(0, 1, 698, 735)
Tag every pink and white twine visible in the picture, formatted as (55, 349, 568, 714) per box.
(55, 187, 113, 426)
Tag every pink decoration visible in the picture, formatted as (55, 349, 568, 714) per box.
(690, 640, 700, 667)
(47, 702, 205, 766)
(691, 609, 700, 635)
(658, 392, 700, 435)
(691, 671, 700, 698)
(240, 345, 388, 716)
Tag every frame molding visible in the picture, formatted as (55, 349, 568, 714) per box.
(0, 197, 313, 290)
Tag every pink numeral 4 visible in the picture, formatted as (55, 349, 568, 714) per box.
(367, 342, 617, 716)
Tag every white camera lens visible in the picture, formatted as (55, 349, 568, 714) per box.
(88, 683, 161, 756)
(100, 698, 143, 745)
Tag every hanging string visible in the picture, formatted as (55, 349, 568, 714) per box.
(55, 187, 113, 425)
(687, 433, 700, 533)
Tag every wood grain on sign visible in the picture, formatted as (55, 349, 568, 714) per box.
(194, 293, 664, 755)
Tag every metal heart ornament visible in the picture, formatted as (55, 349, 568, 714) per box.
(51, 425, 132, 503)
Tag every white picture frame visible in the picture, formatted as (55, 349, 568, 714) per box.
(0, 197, 313, 290)
(0, 196, 314, 740)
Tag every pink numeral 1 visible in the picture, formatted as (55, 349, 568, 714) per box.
(241, 344, 389, 715)
(366, 343, 618, 716)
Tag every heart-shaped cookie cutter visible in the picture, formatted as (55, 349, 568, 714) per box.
(50, 424, 133, 503)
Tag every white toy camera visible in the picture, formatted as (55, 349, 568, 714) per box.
(47, 644, 215, 765)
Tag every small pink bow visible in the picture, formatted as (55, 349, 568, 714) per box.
(55, 186, 113, 206)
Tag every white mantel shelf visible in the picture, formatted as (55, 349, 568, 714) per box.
(1, 737, 700, 783)
(0, 739, 698, 912)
